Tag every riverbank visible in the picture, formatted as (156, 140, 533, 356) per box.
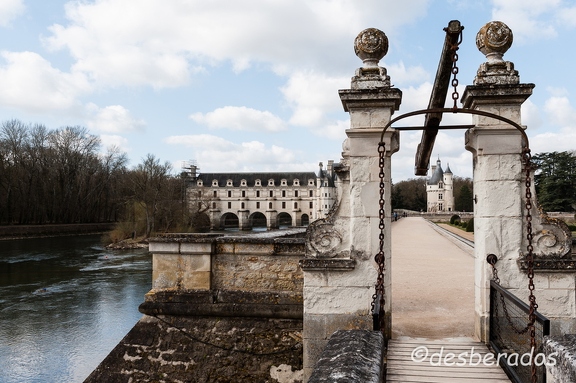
(0, 223, 115, 240)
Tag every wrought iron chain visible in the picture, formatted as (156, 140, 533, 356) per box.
(449, 31, 463, 109)
(523, 148, 539, 383)
(371, 142, 387, 332)
(488, 149, 539, 383)
(488, 254, 531, 335)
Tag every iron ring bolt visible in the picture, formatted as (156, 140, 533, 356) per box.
(486, 254, 498, 265)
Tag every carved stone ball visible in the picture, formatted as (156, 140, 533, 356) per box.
(476, 21, 513, 62)
(354, 28, 388, 68)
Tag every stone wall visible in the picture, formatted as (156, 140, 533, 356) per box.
(84, 315, 303, 383)
(545, 335, 576, 383)
(0, 223, 114, 238)
(84, 229, 306, 383)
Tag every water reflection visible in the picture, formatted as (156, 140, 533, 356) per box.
(0, 235, 151, 383)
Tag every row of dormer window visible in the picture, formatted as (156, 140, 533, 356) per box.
(213, 189, 315, 198)
(197, 178, 316, 187)
(216, 201, 314, 210)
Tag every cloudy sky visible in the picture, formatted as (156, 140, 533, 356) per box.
(0, 0, 575, 182)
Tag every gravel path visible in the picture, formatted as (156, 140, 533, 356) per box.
(391, 217, 476, 339)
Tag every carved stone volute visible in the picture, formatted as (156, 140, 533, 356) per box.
(519, 170, 575, 270)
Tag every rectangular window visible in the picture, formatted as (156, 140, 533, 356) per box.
(309, 190, 313, 197)
(439, 193, 443, 200)
(294, 202, 298, 209)
(282, 202, 286, 209)
(228, 191, 232, 198)
(309, 201, 313, 208)
(269, 190, 273, 197)
(256, 190, 261, 197)
(282, 190, 286, 197)
(228, 202, 231, 209)
(213, 190, 217, 197)
(241, 190, 246, 197)
(256, 202, 260, 209)
(295, 190, 299, 197)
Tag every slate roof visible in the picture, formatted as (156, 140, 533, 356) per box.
(197, 172, 317, 187)
(427, 159, 444, 185)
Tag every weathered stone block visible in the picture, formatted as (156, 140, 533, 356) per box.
(149, 242, 179, 253)
(308, 330, 384, 383)
(475, 154, 522, 180)
(152, 254, 211, 290)
(179, 241, 212, 254)
(549, 274, 576, 290)
(545, 335, 576, 383)
(303, 286, 373, 314)
(474, 180, 522, 217)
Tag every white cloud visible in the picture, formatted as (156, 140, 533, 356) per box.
(86, 104, 146, 133)
(530, 127, 576, 154)
(165, 134, 301, 171)
(100, 134, 130, 153)
(190, 106, 286, 132)
(490, 0, 574, 43)
(0, 0, 24, 27)
(281, 71, 348, 127)
(521, 99, 543, 131)
(42, 0, 430, 89)
(385, 61, 430, 86)
(0, 51, 90, 113)
(544, 95, 576, 127)
(313, 119, 348, 141)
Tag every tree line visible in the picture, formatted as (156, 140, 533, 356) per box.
(2, 119, 573, 238)
(0, 120, 202, 240)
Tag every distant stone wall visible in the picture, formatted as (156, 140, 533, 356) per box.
(408, 212, 473, 222)
(0, 223, 114, 238)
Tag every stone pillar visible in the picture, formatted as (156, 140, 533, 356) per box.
(267, 210, 278, 230)
(238, 209, 250, 230)
(209, 209, 220, 230)
(462, 21, 534, 342)
(301, 28, 401, 381)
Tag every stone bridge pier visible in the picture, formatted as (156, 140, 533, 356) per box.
(301, 28, 401, 380)
(303, 21, 576, 382)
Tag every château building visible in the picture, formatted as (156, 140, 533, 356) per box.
(185, 160, 338, 230)
(426, 158, 454, 212)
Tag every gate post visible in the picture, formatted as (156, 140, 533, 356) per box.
(462, 21, 534, 343)
(301, 28, 401, 381)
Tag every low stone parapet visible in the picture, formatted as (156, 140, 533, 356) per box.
(308, 330, 385, 383)
(545, 334, 576, 383)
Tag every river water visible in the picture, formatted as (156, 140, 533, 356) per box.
(0, 235, 152, 383)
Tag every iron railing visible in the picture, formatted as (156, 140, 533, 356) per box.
(490, 280, 550, 383)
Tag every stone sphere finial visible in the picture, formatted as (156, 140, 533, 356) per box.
(354, 28, 388, 68)
(476, 21, 513, 63)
